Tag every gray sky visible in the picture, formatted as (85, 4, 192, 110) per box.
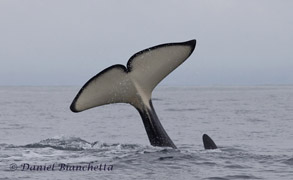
(0, 0, 292, 86)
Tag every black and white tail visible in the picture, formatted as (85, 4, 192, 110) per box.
(70, 40, 196, 148)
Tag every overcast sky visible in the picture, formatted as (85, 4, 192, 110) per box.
(0, 0, 292, 86)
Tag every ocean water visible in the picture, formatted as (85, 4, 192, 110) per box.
(0, 86, 292, 179)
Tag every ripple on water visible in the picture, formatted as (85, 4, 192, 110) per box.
(0, 136, 292, 180)
(283, 157, 293, 165)
(205, 175, 262, 180)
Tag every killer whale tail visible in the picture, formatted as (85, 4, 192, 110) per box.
(202, 134, 218, 150)
(70, 39, 196, 148)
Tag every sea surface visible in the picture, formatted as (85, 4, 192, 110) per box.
(0, 86, 292, 179)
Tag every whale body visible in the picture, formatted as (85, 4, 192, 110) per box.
(70, 40, 196, 148)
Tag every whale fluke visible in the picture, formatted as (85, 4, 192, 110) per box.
(70, 40, 196, 148)
(202, 134, 218, 150)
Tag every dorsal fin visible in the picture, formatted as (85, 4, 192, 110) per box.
(202, 134, 218, 150)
